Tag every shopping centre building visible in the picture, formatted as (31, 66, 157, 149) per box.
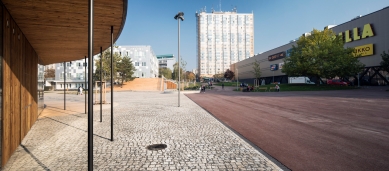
(233, 6, 389, 86)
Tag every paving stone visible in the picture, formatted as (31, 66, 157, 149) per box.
(3, 91, 283, 171)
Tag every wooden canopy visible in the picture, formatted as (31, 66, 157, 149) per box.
(2, 0, 127, 65)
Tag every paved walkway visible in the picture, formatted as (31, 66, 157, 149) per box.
(3, 91, 284, 170)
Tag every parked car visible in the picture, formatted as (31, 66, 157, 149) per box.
(240, 83, 248, 87)
(327, 79, 348, 86)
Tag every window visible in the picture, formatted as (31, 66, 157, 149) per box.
(142, 62, 146, 66)
(135, 62, 139, 66)
(76, 73, 82, 79)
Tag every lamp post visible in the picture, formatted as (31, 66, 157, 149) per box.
(174, 12, 184, 107)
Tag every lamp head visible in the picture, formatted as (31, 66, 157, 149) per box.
(174, 12, 184, 21)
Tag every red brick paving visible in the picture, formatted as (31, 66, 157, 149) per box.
(186, 87, 389, 171)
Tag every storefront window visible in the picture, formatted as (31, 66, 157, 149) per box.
(37, 64, 45, 115)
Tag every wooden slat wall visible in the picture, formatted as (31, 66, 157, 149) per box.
(29, 41, 38, 130)
(1, 6, 40, 167)
(10, 17, 21, 155)
(2, 6, 11, 167)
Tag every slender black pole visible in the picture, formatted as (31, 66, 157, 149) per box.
(88, 0, 94, 170)
(110, 26, 114, 141)
(64, 61, 66, 110)
(85, 56, 87, 114)
(100, 47, 102, 122)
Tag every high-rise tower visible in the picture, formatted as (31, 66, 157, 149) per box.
(196, 8, 254, 77)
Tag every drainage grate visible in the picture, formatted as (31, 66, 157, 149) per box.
(146, 144, 167, 151)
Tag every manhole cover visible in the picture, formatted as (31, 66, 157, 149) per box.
(146, 144, 167, 151)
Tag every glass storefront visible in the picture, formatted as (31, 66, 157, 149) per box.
(38, 64, 45, 115)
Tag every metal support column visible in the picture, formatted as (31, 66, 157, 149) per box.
(88, 0, 94, 170)
(64, 61, 66, 110)
(110, 26, 114, 141)
(100, 47, 102, 122)
(85, 56, 87, 114)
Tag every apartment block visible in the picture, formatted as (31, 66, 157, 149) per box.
(196, 8, 254, 77)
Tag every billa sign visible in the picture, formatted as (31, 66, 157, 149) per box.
(268, 51, 286, 61)
(334, 23, 375, 43)
(353, 44, 374, 57)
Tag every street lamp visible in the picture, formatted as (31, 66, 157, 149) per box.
(174, 12, 184, 107)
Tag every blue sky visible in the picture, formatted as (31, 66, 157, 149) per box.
(116, 0, 389, 71)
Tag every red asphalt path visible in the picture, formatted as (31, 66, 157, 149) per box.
(186, 87, 389, 171)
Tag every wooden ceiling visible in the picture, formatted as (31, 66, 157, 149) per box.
(2, 0, 127, 65)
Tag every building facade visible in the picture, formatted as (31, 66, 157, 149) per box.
(115, 46, 159, 78)
(233, 6, 389, 86)
(196, 8, 254, 77)
(157, 54, 176, 71)
(51, 59, 95, 90)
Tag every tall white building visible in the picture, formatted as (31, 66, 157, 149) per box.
(196, 8, 254, 77)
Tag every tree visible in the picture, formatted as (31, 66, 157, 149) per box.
(224, 69, 235, 80)
(282, 29, 364, 84)
(117, 56, 135, 87)
(94, 48, 121, 81)
(251, 59, 261, 80)
(44, 68, 55, 78)
(186, 72, 196, 82)
(380, 50, 389, 73)
(213, 73, 224, 81)
(159, 68, 173, 79)
(172, 57, 186, 81)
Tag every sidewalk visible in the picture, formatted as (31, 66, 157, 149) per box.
(3, 91, 284, 170)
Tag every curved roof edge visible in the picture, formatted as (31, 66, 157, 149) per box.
(114, 0, 128, 45)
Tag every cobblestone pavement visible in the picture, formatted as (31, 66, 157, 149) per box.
(3, 91, 285, 171)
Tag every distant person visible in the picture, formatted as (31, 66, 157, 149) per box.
(275, 84, 280, 92)
(78, 86, 83, 95)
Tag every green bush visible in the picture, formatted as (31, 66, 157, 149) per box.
(184, 85, 200, 90)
